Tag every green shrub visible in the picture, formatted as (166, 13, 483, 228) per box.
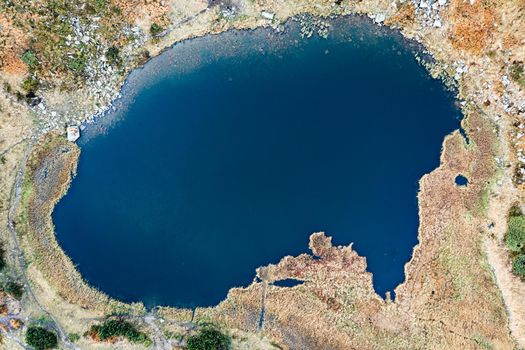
(90, 319, 150, 344)
(186, 327, 231, 350)
(105, 47, 120, 66)
(150, 23, 164, 36)
(69, 56, 87, 74)
(22, 76, 39, 93)
(87, 0, 107, 14)
(506, 215, 525, 252)
(509, 61, 525, 86)
(68, 333, 80, 342)
(513, 254, 525, 278)
(0, 243, 5, 271)
(21, 50, 38, 70)
(4, 281, 23, 300)
(26, 326, 58, 350)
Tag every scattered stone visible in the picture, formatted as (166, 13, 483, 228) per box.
(375, 14, 386, 23)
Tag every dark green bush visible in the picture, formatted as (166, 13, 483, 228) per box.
(513, 254, 525, 278)
(150, 23, 164, 36)
(509, 61, 525, 86)
(186, 327, 231, 350)
(0, 243, 5, 271)
(506, 215, 525, 252)
(105, 47, 120, 66)
(90, 319, 150, 344)
(4, 281, 23, 300)
(26, 326, 58, 350)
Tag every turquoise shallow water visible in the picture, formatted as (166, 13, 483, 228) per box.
(53, 17, 460, 308)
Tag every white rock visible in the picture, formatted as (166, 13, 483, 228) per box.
(433, 20, 442, 28)
(438, 0, 447, 5)
(375, 14, 386, 23)
(67, 126, 80, 142)
(262, 11, 275, 20)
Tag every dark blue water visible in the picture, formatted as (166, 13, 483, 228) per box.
(53, 18, 460, 308)
(455, 175, 469, 186)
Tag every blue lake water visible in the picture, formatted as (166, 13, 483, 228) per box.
(53, 17, 460, 308)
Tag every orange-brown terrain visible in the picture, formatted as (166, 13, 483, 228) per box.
(0, 0, 525, 349)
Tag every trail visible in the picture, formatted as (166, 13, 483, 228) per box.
(5, 137, 79, 350)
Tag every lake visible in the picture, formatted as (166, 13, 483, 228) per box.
(53, 17, 460, 308)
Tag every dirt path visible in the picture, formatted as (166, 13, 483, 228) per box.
(6, 137, 79, 350)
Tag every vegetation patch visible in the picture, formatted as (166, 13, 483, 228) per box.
(88, 319, 151, 345)
(22, 76, 39, 93)
(0, 242, 6, 271)
(105, 46, 121, 66)
(26, 326, 58, 350)
(505, 214, 525, 252)
(505, 206, 525, 279)
(186, 325, 231, 350)
(21, 50, 38, 71)
(68, 333, 80, 342)
(509, 61, 525, 87)
(3, 280, 23, 300)
(512, 254, 525, 279)
(150, 22, 164, 36)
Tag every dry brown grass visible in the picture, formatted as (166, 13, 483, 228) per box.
(446, 0, 497, 54)
(17, 134, 145, 316)
(385, 2, 416, 28)
(190, 110, 515, 350)
(0, 14, 29, 75)
(112, 0, 172, 27)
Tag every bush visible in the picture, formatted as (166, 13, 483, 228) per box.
(150, 23, 164, 36)
(22, 76, 39, 93)
(90, 319, 150, 344)
(69, 56, 87, 74)
(87, 0, 107, 14)
(105, 47, 120, 66)
(513, 254, 525, 278)
(4, 281, 23, 300)
(0, 243, 5, 271)
(68, 333, 80, 342)
(21, 50, 38, 70)
(186, 327, 231, 350)
(509, 61, 525, 86)
(506, 215, 525, 252)
(26, 326, 58, 350)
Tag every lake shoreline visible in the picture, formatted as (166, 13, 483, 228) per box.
(1, 0, 525, 348)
